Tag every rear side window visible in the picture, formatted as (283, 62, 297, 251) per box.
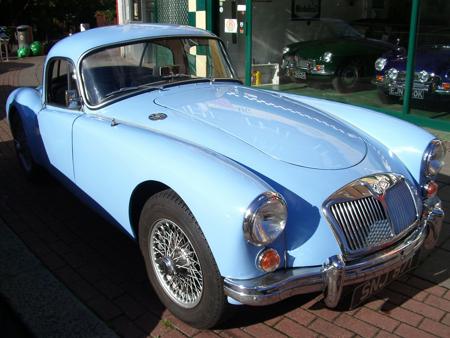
(46, 59, 79, 108)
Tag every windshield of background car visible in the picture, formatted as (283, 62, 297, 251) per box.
(321, 22, 363, 39)
(81, 37, 236, 105)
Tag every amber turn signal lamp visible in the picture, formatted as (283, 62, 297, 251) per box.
(376, 75, 384, 82)
(424, 181, 438, 198)
(257, 248, 280, 272)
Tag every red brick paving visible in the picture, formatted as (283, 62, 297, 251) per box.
(1, 58, 450, 338)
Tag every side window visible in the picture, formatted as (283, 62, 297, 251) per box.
(47, 59, 79, 109)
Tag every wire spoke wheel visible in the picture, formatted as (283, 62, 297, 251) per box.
(149, 219, 204, 308)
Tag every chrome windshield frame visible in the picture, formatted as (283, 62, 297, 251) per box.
(77, 35, 239, 110)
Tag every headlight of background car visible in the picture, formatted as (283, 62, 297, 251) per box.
(243, 192, 287, 246)
(418, 70, 430, 83)
(282, 47, 290, 55)
(375, 57, 387, 71)
(387, 68, 399, 80)
(322, 51, 333, 63)
(423, 139, 446, 179)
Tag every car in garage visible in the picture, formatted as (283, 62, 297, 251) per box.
(374, 29, 450, 105)
(5, 24, 446, 328)
(280, 19, 394, 92)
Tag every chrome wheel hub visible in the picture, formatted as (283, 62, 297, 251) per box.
(149, 219, 203, 308)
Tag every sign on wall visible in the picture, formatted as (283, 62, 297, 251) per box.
(291, 0, 321, 20)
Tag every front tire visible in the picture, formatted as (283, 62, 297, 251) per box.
(332, 61, 361, 93)
(138, 190, 227, 329)
(377, 89, 398, 104)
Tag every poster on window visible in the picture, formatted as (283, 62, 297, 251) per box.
(224, 19, 238, 33)
(291, 0, 321, 20)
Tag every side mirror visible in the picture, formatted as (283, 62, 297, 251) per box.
(65, 89, 82, 109)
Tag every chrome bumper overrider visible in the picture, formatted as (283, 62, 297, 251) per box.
(224, 199, 444, 307)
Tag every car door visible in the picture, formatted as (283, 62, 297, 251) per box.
(38, 58, 83, 181)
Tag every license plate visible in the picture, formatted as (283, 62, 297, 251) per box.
(294, 70, 307, 80)
(350, 253, 420, 309)
(388, 86, 425, 100)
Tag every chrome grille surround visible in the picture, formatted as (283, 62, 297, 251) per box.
(323, 173, 421, 260)
(298, 58, 316, 70)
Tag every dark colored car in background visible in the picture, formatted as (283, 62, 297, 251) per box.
(374, 29, 450, 106)
(280, 19, 393, 93)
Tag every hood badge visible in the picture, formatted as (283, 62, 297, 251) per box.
(149, 113, 167, 121)
(362, 174, 399, 201)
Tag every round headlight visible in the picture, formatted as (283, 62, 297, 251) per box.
(375, 57, 387, 71)
(418, 70, 430, 83)
(243, 192, 287, 246)
(423, 139, 446, 178)
(282, 47, 290, 55)
(387, 68, 399, 80)
(323, 51, 333, 63)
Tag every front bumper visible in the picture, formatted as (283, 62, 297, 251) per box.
(224, 199, 443, 307)
(374, 80, 450, 99)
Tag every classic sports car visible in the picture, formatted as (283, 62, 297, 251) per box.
(6, 24, 446, 329)
(280, 19, 393, 92)
(374, 30, 450, 104)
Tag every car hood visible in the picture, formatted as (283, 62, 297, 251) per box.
(415, 46, 450, 73)
(287, 37, 392, 56)
(154, 84, 367, 169)
(386, 46, 450, 73)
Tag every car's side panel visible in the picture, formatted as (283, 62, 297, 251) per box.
(279, 93, 434, 184)
(37, 106, 83, 181)
(6, 87, 49, 166)
(71, 114, 274, 279)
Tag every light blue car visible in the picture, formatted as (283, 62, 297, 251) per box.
(5, 24, 446, 328)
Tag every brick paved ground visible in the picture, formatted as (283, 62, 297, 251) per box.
(1, 57, 450, 338)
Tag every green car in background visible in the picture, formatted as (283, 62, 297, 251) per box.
(280, 19, 394, 93)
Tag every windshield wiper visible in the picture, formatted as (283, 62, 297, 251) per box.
(102, 83, 163, 100)
(160, 73, 199, 82)
(208, 77, 243, 85)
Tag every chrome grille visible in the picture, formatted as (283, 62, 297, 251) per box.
(385, 181, 417, 234)
(298, 58, 315, 70)
(325, 174, 419, 255)
(394, 71, 439, 85)
(330, 197, 393, 251)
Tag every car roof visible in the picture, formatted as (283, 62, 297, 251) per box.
(47, 23, 216, 63)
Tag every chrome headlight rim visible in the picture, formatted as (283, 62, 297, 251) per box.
(418, 70, 430, 83)
(243, 192, 287, 246)
(387, 67, 399, 80)
(375, 57, 387, 71)
(323, 51, 333, 63)
(422, 139, 446, 179)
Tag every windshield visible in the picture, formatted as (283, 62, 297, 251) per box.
(81, 37, 237, 106)
(321, 21, 363, 39)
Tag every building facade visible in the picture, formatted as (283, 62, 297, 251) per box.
(116, 0, 450, 131)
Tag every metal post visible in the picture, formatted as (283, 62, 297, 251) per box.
(206, 0, 213, 32)
(245, 0, 253, 86)
(403, 0, 420, 115)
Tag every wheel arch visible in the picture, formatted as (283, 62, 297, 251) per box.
(129, 180, 171, 239)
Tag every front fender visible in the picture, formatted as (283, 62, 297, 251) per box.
(72, 115, 276, 279)
(277, 93, 434, 184)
